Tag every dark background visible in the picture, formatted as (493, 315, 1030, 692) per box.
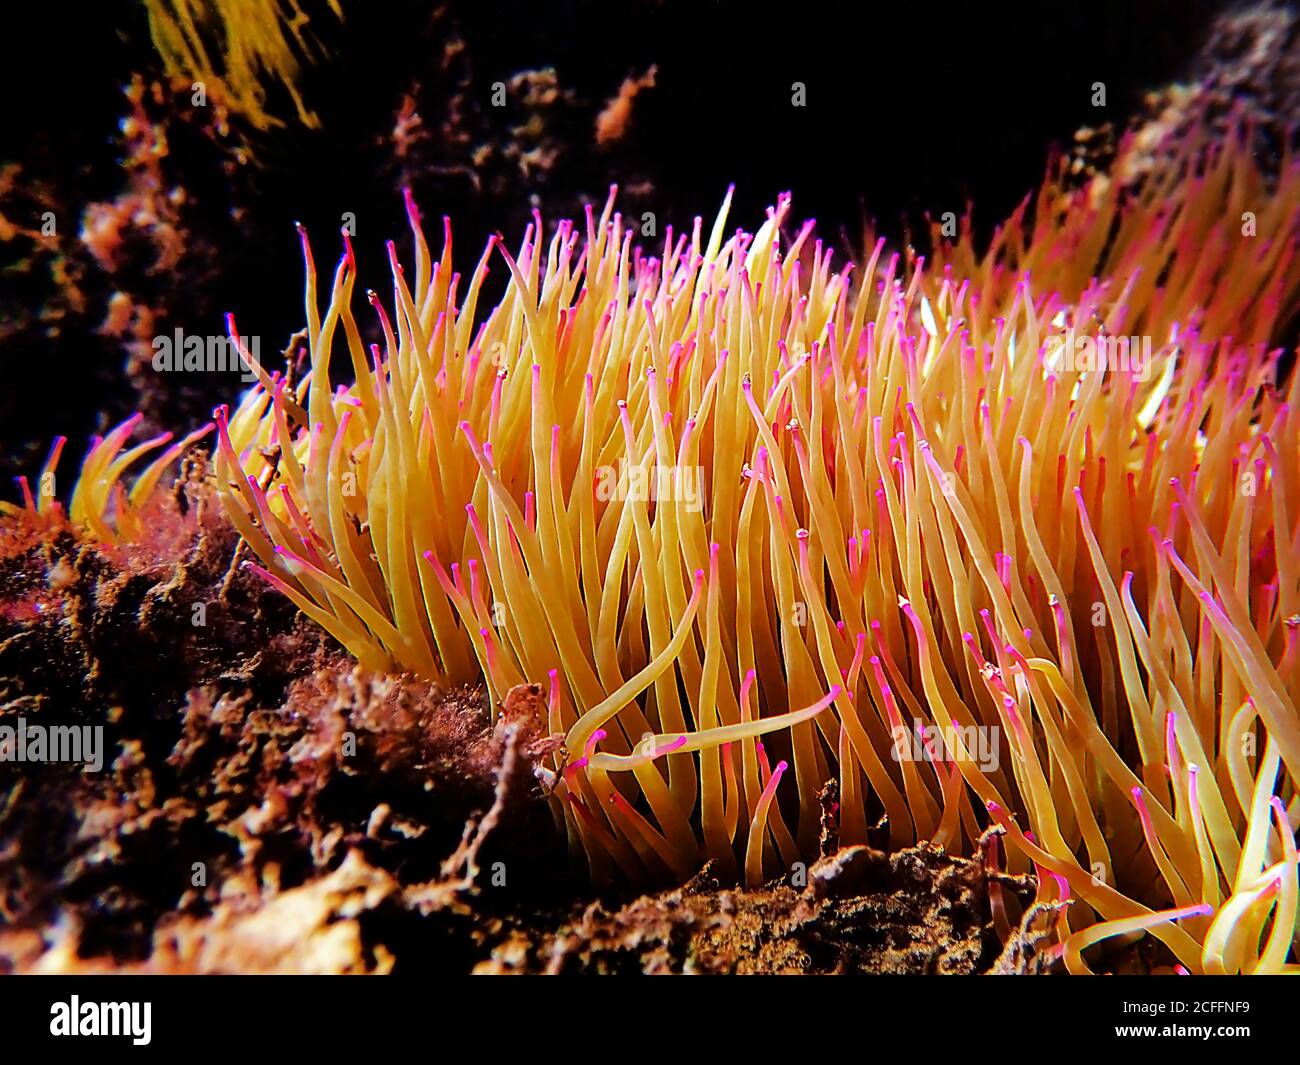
(0, 0, 1224, 486)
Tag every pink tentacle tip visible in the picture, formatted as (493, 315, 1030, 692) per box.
(581, 730, 607, 763)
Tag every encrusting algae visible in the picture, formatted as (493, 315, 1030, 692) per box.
(10, 113, 1300, 975)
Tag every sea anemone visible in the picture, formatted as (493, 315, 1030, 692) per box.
(2, 417, 212, 543)
(143, 0, 342, 131)
(42, 113, 1298, 974)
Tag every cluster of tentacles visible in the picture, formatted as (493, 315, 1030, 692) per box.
(16, 117, 1300, 974)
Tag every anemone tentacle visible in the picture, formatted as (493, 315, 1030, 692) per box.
(188, 123, 1300, 972)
